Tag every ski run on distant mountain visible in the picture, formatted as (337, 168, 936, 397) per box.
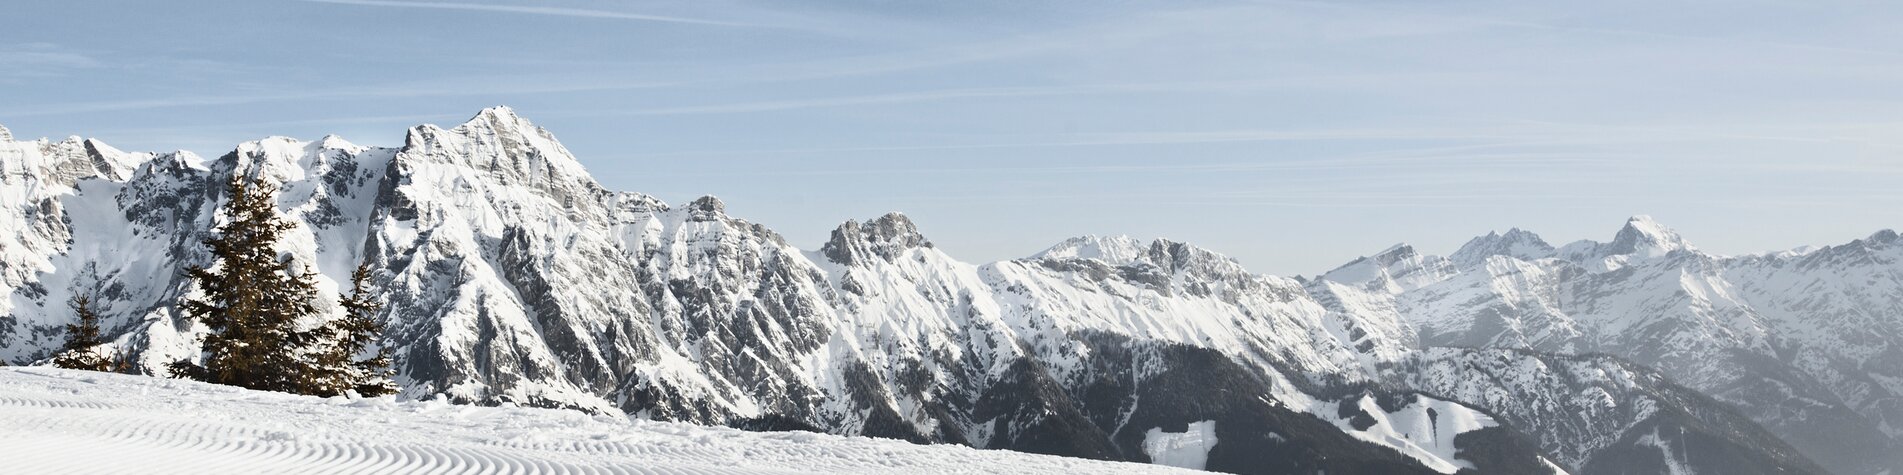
(2, 108, 1893, 474)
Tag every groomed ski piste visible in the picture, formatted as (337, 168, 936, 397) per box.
(0, 367, 1197, 474)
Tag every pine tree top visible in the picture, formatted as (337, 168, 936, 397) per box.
(53, 294, 111, 372)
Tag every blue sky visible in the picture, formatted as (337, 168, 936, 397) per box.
(5, 0, 1901, 275)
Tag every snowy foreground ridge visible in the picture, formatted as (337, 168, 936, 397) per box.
(0, 367, 1194, 474)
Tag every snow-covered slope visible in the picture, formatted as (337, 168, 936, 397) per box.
(0, 133, 146, 362)
(1324, 216, 1903, 475)
(0, 111, 1836, 474)
(0, 366, 1200, 474)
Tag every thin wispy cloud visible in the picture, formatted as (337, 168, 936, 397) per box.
(610, 118, 1836, 160)
(86, 113, 467, 139)
(614, 136, 1642, 179)
(608, 130, 1498, 159)
(614, 86, 1130, 117)
(0, 43, 102, 81)
(592, 74, 1501, 117)
(1257, 0, 1903, 59)
(0, 47, 100, 69)
(1486, 12, 1903, 59)
(6, 79, 677, 117)
(293, 0, 766, 28)
(617, 155, 1615, 178)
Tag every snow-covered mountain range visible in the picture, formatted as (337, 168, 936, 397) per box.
(0, 109, 1881, 474)
(1319, 216, 1903, 475)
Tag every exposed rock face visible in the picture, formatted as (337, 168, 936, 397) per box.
(820, 212, 930, 266)
(0, 111, 1849, 474)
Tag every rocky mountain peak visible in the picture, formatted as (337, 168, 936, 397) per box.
(1320, 242, 1458, 293)
(472, 105, 521, 121)
(1805, 228, 1903, 262)
(455, 106, 531, 137)
(81, 138, 140, 182)
(3, 135, 140, 187)
(1869, 229, 1899, 245)
(1372, 243, 1417, 262)
(820, 212, 933, 266)
(1141, 239, 1251, 277)
(315, 134, 361, 151)
(395, 107, 603, 211)
(457, 106, 552, 144)
(223, 137, 319, 183)
(1034, 235, 1147, 265)
(864, 212, 927, 246)
(687, 195, 726, 221)
(1607, 215, 1693, 258)
(0, 123, 11, 142)
(1450, 227, 1555, 267)
(1322, 243, 1416, 276)
(405, 107, 578, 167)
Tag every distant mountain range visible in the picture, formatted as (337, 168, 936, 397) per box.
(2, 109, 1892, 474)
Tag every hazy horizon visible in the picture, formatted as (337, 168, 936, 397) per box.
(5, 0, 1899, 275)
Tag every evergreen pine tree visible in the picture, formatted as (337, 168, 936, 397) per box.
(52, 294, 111, 371)
(173, 176, 324, 394)
(309, 262, 396, 397)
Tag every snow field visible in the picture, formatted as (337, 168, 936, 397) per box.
(0, 368, 1196, 475)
